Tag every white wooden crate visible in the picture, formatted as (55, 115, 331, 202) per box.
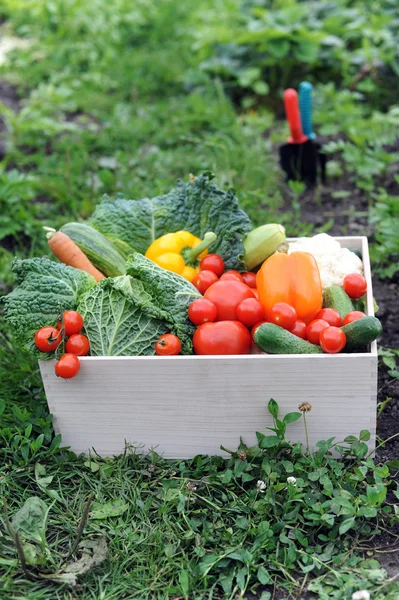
(39, 237, 378, 458)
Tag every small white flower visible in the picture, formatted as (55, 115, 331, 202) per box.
(256, 480, 266, 493)
(352, 591, 370, 600)
(287, 476, 297, 486)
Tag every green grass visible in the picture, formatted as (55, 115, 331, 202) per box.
(1, 0, 399, 598)
(1, 397, 399, 600)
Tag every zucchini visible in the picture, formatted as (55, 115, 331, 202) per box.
(323, 285, 354, 319)
(341, 316, 382, 352)
(60, 222, 126, 278)
(254, 323, 323, 354)
(105, 235, 134, 260)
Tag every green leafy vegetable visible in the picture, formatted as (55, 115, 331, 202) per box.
(77, 277, 169, 356)
(125, 253, 198, 341)
(78, 255, 197, 356)
(88, 172, 252, 269)
(2, 258, 96, 356)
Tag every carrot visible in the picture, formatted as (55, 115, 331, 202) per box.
(46, 229, 105, 281)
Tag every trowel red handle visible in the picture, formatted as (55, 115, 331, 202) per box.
(283, 88, 308, 144)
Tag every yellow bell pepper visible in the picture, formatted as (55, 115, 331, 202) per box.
(145, 230, 217, 281)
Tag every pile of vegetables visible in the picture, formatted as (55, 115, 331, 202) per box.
(184, 243, 381, 358)
(2, 173, 382, 378)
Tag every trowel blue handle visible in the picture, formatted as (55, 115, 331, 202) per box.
(299, 81, 316, 140)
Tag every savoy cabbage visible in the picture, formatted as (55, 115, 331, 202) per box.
(78, 254, 198, 356)
(2, 258, 96, 356)
(88, 173, 252, 270)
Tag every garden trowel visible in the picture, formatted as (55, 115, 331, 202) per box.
(279, 88, 319, 186)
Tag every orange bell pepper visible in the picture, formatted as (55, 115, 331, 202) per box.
(256, 247, 322, 324)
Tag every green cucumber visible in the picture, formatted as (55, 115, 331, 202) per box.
(61, 222, 126, 277)
(254, 323, 323, 355)
(323, 285, 354, 319)
(341, 316, 382, 352)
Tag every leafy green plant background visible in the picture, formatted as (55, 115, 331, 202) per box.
(0, 0, 398, 598)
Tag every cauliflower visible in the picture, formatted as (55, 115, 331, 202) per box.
(288, 233, 363, 291)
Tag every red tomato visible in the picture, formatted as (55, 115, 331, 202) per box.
(192, 270, 218, 294)
(290, 320, 307, 340)
(320, 327, 346, 354)
(343, 310, 366, 325)
(63, 311, 84, 336)
(236, 298, 265, 327)
(251, 321, 267, 341)
(155, 334, 181, 356)
(306, 319, 330, 345)
(199, 254, 225, 277)
(241, 272, 257, 288)
(220, 270, 243, 282)
(204, 280, 255, 321)
(188, 299, 217, 325)
(316, 308, 342, 327)
(343, 274, 367, 299)
(193, 321, 251, 355)
(65, 334, 90, 356)
(269, 302, 297, 330)
(55, 353, 80, 379)
(34, 326, 62, 352)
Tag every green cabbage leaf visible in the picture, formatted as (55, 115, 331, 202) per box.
(78, 254, 198, 356)
(88, 172, 252, 270)
(2, 258, 96, 356)
(77, 277, 170, 357)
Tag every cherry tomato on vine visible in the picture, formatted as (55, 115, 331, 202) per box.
(155, 334, 181, 356)
(55, 353, 80, 379)
(193, 321, 251, 355)
(343, 274, 367, 299)
(204, 280, 255, 321)
(63, 311, 84, 336)
(316, 308, 342, 327)
(320, 327, 346, 354)
(306, 319, 330, 345)
(343, 311, 366, 325)
(290, 320, 307, 340)
(236, 298, 265, 327)
(188, 298, 217, 325)
(269, 302, 297, 330)
(34, 326, 62, 352)
(220, 270, 243, 282)
(65, 334, 90, 356)
(199, 254, 225, 277)
(241, 272, 257, 288)
(192, 270, 218, 294)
